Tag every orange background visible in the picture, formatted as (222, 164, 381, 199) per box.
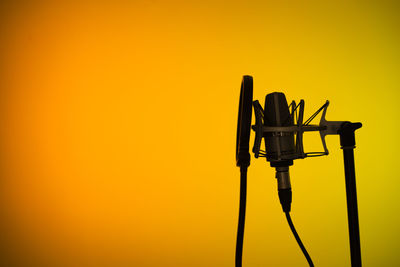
(1, 1, 399, 266)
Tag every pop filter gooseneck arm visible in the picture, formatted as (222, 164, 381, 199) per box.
(235, 76, 253, 267)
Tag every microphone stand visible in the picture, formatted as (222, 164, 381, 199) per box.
(249, 93, 364, 266)
(338, 122, 362, 267)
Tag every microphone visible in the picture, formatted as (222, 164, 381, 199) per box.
(263, 92, 295, 212)
(263, 92, 315, 266)
(236, 80, 362, 267)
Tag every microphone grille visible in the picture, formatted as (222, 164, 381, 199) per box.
(264, 92, 292, 127)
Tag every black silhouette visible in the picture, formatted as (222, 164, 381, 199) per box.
(235, 75, 362, 267)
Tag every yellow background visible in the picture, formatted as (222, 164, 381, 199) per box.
(1, 1, 399, 266)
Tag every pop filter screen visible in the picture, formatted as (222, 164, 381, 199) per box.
(236, 75, 253, 167)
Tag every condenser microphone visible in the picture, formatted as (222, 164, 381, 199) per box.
(262, 92, 315, 266)
(264, 92, 295, 212)
(235, 78, 362, 267)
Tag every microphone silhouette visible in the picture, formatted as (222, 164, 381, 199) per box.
(234, 75, 362, 267)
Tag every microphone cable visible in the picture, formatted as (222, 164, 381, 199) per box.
(285, 212, 314, 267)
(235, 165, 247, 267)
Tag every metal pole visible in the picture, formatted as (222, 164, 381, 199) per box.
(339, 122, 362, 267)
(342, 148, 362, 267)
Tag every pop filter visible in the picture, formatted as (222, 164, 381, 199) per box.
(235, 75, 253, 267)
(236, 75, 253, 167)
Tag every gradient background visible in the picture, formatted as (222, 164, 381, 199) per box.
(0, 1, 399, 266)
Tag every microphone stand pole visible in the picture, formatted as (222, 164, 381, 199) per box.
(338, 122, 362, 267)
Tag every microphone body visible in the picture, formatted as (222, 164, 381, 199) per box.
(264, 92, 295, 212)
(263, 92, 296, 165)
